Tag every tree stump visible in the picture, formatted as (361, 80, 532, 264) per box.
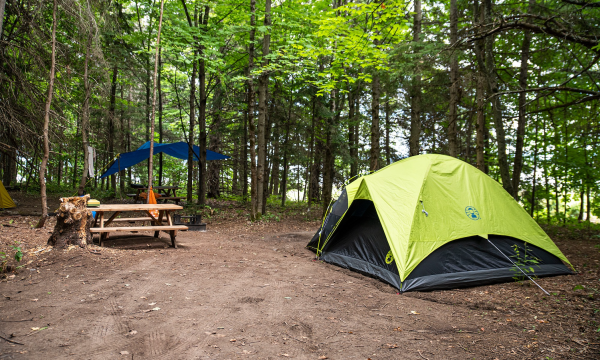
(48, 195, 93, 248)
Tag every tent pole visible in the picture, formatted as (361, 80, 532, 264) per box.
(486, 239, 550, 295)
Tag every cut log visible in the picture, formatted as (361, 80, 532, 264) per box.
(48, 195, 93, 248)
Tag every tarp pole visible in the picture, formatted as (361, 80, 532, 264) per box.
(486, 239, 550, 295)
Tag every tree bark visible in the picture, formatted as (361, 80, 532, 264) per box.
(280, 85, 292, 207)
(511, 2, 533, 198)
(348, 86, 358, 177)
(207, 81, 223, 198)
(256, 0, 271, 217)
(48, 195, 93, 248)
(187, 45, 197, 201)
(483, 0, 513, 195)
(184, 2, 197, 202)
(119, 85, 125, 197)
(473, 0, 486, 172)
(109, 64, 118, 192)
(36, 0, 58, 228)
(158, 47, 163, 186)
(197, 5, 209, 206)
(448, 0, 459, 157)
(409, 0, 422, 157)
(78, 33, 92, 196)
(248, 0, 258, 219)
(385, 95, 391, 166)
(370, 74, 380, 171)
(147, 0, 166, 191)
(530, 114, 538, 217)
(322, 90, 336, 216)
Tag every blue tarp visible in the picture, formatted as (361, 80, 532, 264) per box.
(100, 141, 229, 179)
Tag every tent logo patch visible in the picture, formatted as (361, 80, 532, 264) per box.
(385, 250, 394, 264)
(465, 206, 480, 220)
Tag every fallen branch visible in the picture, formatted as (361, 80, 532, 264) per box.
(0, 334, 25, 345)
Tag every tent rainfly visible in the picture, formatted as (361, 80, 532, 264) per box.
(307, 154, 573, 292)
(0, 180, 16, 209)
(100, 141, 229, 179)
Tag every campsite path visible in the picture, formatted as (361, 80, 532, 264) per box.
(1, 214, 598, 359)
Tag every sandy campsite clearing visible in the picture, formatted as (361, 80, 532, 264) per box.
(1, 195, 600, 359)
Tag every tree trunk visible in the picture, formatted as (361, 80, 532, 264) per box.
(256, 0, 271, 217)
(248, 0, 258, 219)
(78, 34, 92, 196)
(409, 0, 422, 157)
(370, 74, 380, 171)
(119, 85, 125, 197)
(185, 5, 198, 202)
(48, 195, 93, 248)
(385, 95, 391, 165)
(348, 86, 358, 177)
(448, 0, 459, 157)
(483, 0, 513, 195)
(530, 115, 538, 218)
(158, 47, 164, 186)
(0, 0, 7, 37)
(322, 90, 336, 216)
(109, 64, 118, 192)
(512, 23, 532, 199)
(187, 47, 197, 201)
(270, 121, 280, 196)
(197, 5, 209, 205)
(207, 81, 223, 198)
(475, 72, 485, 171)
(147, 0, 166, 191)
(127, 85, 132, 184)
(36, 0, 58, 229)
(242, 79, 249, 200)
(280, 87, 292, 207)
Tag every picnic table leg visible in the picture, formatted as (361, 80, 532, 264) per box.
(170, 230, 177, 248)
(98, 212, 105, 246)
(153, 210, 164, 238)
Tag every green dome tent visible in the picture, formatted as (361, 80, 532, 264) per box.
(307, 154, 572, 292)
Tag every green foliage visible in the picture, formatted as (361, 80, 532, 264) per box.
(510, 243, 541, 282)
(1, 241, 23, 273)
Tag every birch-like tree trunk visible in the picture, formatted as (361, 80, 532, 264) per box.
(511, 0, 534, 198)
(483, 0, 513, 196)
(370, 73, 380, 171)
(409, 0, 422, 157)
(36, 0, 58, 228)
(147, 0, 165, 191)
(198, 5, 209, 205)
(78, 33, 92, 196)
(256, 0, 271, 217)
(247, 0, 258, 219)
(448, 0, 459, 157)
(473, 0, 486, 172)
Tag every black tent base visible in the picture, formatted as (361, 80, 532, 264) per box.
(312, 200, 573, 292)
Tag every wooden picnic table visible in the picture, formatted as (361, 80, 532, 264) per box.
(127, 186, 185, 204)
(127, 186, 185, 205)
(89, 204, 187, 248)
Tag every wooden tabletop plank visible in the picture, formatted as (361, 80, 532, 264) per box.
(90, 225, 188, 232)
(89, 204, 183, 211)
(140, 186, 179, 190)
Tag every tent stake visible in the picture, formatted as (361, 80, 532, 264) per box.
(486, 239, 549, 295)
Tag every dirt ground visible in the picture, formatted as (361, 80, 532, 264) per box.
(1, 192, 600, 359)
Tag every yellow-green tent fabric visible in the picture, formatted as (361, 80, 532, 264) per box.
(308, 154, 572, 292)
(0, 180, 16, 209)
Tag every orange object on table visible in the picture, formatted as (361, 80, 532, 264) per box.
(147, 187, 160, 219)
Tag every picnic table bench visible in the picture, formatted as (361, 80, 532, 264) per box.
(89, 204, 187, 248)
